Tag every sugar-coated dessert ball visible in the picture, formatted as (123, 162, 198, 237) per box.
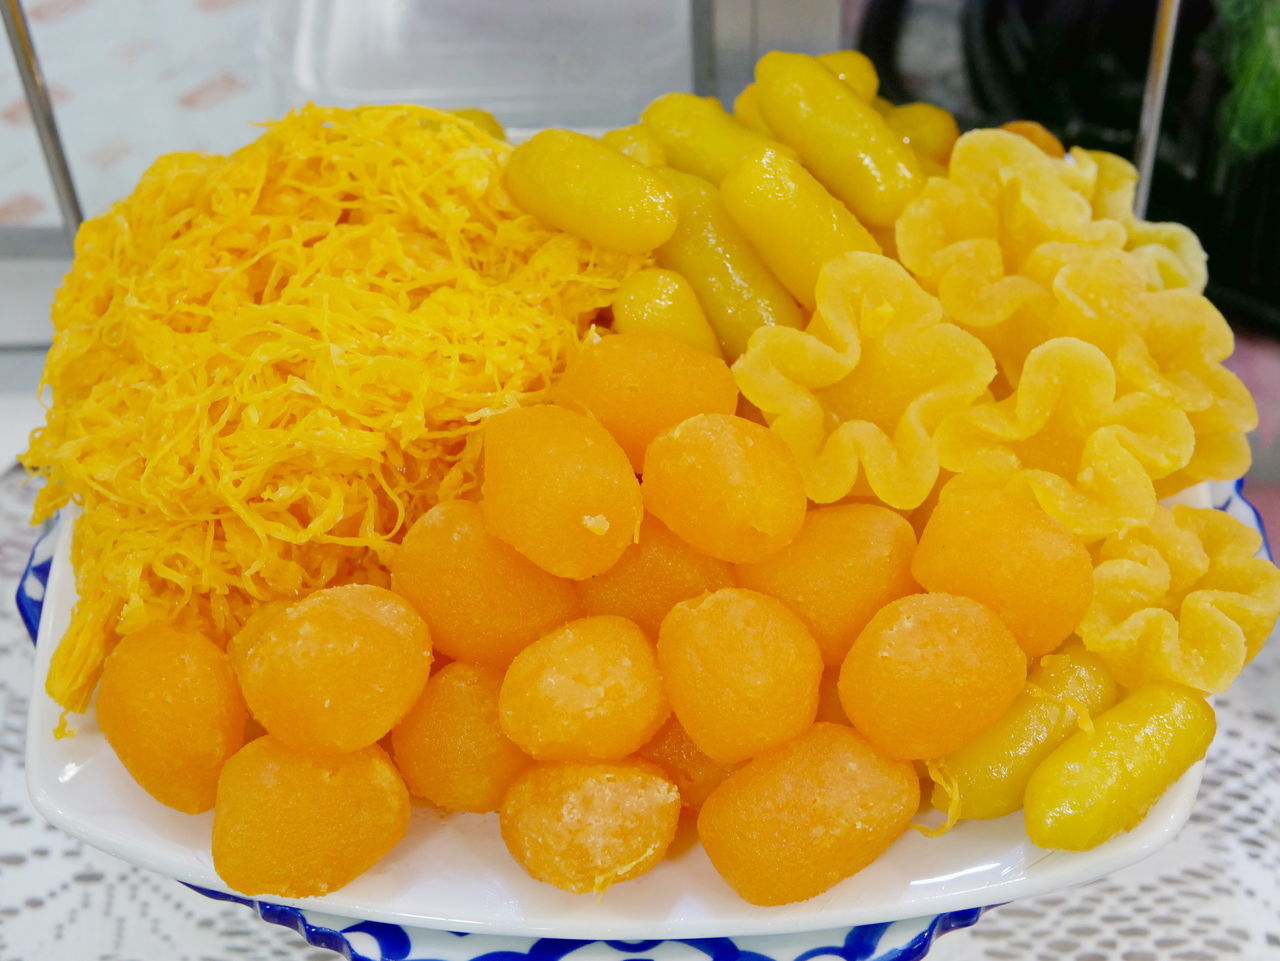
(96, 626, 246, 814)
(390, 500, 578, 667)
(642, 413, 806, 563)
(483, 405, 643, 579)
(228, 584, 432, 755)
(499, 616, 669, 761)
(736, 504, 918, 665)
(576, 513, 735, 635)
(500, 760, 681, 894)
(912, 487, 1093, 657)
(697, 723, 919, 906)
(212, 736, 409, 897)
(391, 662, 531, 813)
(636, 714, 737, 810)
(658, 588, 822, 764)
(554, 331, 739, 470)
(839, 593, 1026, 759)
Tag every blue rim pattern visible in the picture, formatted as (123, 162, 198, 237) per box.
(183, 885, 985, 961)
(18, 479, 1269, 960)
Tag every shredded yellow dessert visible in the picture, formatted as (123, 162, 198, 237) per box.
(23, 104, 643, 712)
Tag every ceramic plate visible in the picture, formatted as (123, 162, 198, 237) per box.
(22, 483, 1251, 943)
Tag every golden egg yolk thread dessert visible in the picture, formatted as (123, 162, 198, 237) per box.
(23, 104, 645, 713)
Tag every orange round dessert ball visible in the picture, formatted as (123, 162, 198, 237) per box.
(554, 331, 739, 470)
(658, 587, 822, 764)
(698, 723, 919, 906)
(500, 760, 681, 894)
(736, 504, 919, 665)
(499, 616, 669, 761)
(390, 500, 578, 667)
(642, 413, 806, 564)
(391, 662, 531, 813)
(576, 513, 735, 635)
(96, 626, 246, 814)
(482, 405, 643, 579)
(912, 487, 1093, 657)
(213, 736, 409, 897)
(228, 584, 433, 755)
(636, 715, 737, 810)
(838, 593, 1026, 760)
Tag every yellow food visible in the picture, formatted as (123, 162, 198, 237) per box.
(500, 760, 681, 894)
(839, 593, 1026, 760)
(642, 92, 783, 185)
(576, 512, 735, 637)
(884, 103, 959, 164)
(499, 615, 669, 761)
(817, 50, 880, 100)
(912, 486, 1093, 657)
(505, 129, 678, 254)
(720, 147, 881, 309)
(609, 268, 723, 357)
(736, 503, 918, 666)
(658, 587, 822, 764)
(731, 83, 773, 135)
(26, 104, 641, 713)
(554, 330, 739, 470)
(96, 625, 246, 814)
(213, 736, 409, 897)
(655, 167, 805, 358)
(636, 715, 736, 810)
(389, 500, 578, 668)
(697, 723, 918, 906)
(930, 643, 1118, 821)
(228, 584, 432, 755)
(390, 662, 530, 813)
(732, 251, 995, 509)
(755, 51, 921, 227)
(1079, 505, 1280, 693)
(1024, 684, 1215, 850)
(482, 405, 643, 580)
(600, 125, 666, 167)
(642, 413, 807, 564)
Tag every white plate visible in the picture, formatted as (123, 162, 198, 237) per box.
(26, 491, 1215, 941)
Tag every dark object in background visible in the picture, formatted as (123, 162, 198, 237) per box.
(855, 0, 1280, 335)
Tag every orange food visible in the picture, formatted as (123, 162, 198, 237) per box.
(390, 500, 578, 667)
(499, 616, 669, 761)
(736, 504, 919, 665)
(554, 331, 739, 470)
(228, 584, 432, 755)
(839, 593, 1026, 759)
(999, 120, 1065, 157)
(636, 715, 737, 809)
(212, 736, 409, 897)
(698, 723, 919, 905)
(912, 487, 1093, 657)
(642, 413, 807, 563)
(95, 626, 246, 814)
(576, 513, 735, 635)
(483, 405, 643, 579)
(500, 760, 681, 894)
(390, 662, 531, 813)
(658, 587, 822, 764)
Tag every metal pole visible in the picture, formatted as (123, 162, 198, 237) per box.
(1132, 0, 1182, 219)
(1, 0, 82, 242)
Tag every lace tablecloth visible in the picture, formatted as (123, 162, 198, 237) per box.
(1, 462, 1276, 961)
